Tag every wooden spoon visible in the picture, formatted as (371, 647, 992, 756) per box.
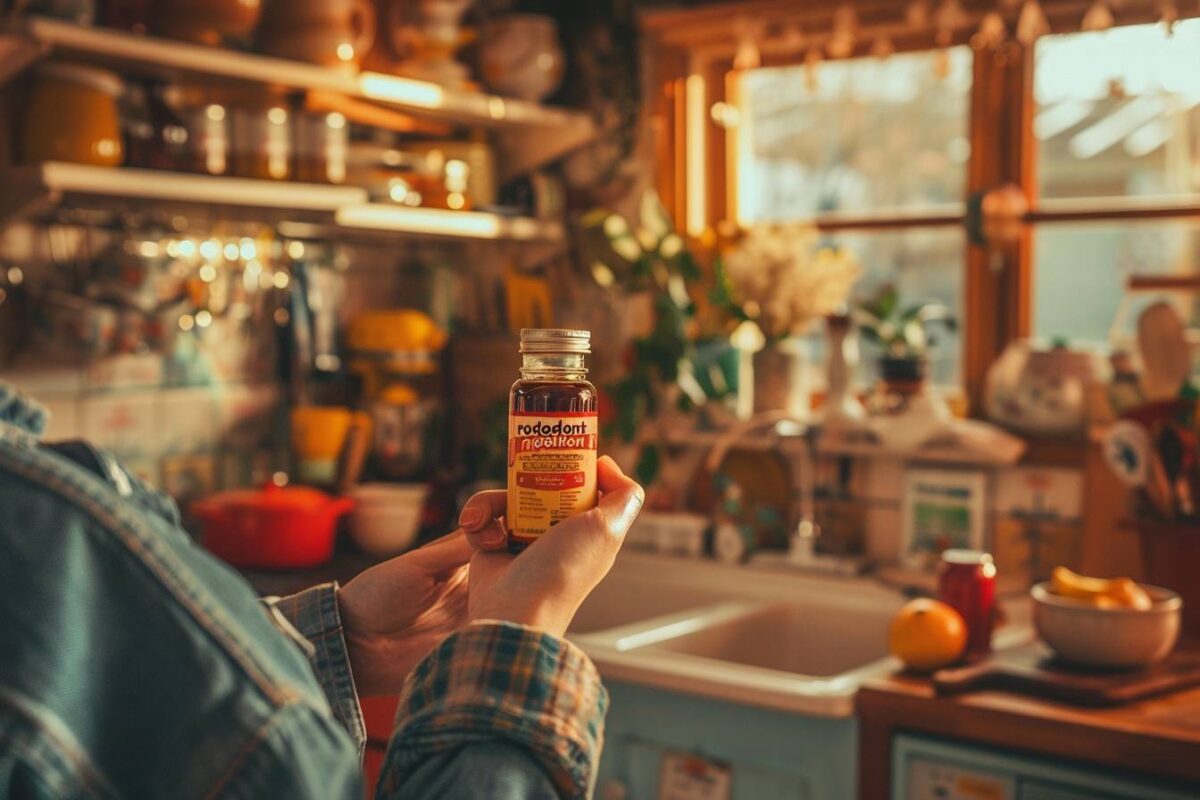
(1138, 301, 1191, 402)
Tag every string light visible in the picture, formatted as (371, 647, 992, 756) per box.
(1016, 0, 1050, 45)
(781, 23, 806, 53)
(1081, 0, 1115, 31)
(1159, 0, 1179, 34)
(906, 0, 931, 27)
(933, 0, 967, 48)
(974, 11, 1007, 49)
(827, 3, 858, 58)
(733, 18, 762, 70)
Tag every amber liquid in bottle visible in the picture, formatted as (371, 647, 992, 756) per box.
(507, 331, 598, 553)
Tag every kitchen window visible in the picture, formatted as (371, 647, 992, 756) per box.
(731, 48, 974, 387)
(1031, 20, 1200, 347)
(646, 6, 1200, 407)
(734, 48, 972, 223)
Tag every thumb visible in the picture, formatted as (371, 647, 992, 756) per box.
(596, 456, 645, 536)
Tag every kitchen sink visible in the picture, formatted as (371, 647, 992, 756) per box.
(633, 602, 895, 678)
(570, 553, 912, 716)
(569, 570, 736, 633)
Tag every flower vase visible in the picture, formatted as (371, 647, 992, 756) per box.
(821, 312, 866, 431)
(738, 336, 811, 420)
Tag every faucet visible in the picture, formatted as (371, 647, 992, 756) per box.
(703, 411, 820, 565)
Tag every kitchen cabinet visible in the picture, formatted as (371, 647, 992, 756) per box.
(857, 645, 1200, 800)
(598, 680, 859, 800)
(893, 734, 1196, 800)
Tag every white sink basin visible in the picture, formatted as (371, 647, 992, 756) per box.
(634, 602, 895, 677)
(569, 569, 736, 633)
(570, 553, 909, 716)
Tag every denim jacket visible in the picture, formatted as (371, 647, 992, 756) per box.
(0, 384, 606, 799)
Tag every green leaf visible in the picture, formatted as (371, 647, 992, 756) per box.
(867, 285, 899, 320)
(639, 191, 672, 241)
(636, 444, 662, 486)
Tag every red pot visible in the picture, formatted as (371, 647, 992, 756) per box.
(192, 484, 354, 569)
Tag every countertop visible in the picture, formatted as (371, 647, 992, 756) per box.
(856, 638, 1200, 798)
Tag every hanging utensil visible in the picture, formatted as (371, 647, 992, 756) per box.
(1138, 301, 1191, 402)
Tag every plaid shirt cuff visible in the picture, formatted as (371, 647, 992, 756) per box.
(381, 621, 608, 799)
(266, 583, 367, 757)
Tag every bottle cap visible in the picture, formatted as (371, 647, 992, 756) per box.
(519, 328, 591, 355)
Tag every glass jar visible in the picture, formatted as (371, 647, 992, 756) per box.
(231, 103, 291, 180)
(121, 82, 190, 171)
(22, 62, 124, 166)
(293, 112, 348, 184)
(506, 328, 598, 553)
(938, 549, 997, 659)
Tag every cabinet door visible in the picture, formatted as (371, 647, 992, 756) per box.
(611, 737, 814, 800)
(894, 735, 1198, 800)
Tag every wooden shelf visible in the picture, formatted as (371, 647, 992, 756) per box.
(335, 203, 562, 242)
(0, 17, 596, 181)
(0, 162, 368, 222)
(1, 162, 562, 243)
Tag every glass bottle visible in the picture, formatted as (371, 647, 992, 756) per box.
(507, 328, 598, 553)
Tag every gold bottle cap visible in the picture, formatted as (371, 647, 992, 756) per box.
(519, 328, 591, 354)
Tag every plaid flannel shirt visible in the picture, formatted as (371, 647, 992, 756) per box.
(271, 587, 608, 799)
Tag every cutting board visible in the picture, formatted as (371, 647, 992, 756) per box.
(932, 642, 1200, 707)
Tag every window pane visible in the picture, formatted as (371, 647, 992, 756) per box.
(1033, 221, 1200, 345)
(1035, 20, 1200, 201)
(823, 227, 965, 386)
(736, 48, 972, 223)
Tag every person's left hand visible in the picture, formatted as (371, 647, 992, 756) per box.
(336, 532, 475, 697)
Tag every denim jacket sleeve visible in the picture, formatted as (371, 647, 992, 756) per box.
(0, 384, 363, 799)
(265, 584, 368, 756)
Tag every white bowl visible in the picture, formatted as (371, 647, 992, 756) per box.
(1031, 582, 1181, 669)
(349, 483, 427, 556)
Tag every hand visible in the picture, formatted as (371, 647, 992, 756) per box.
(457, 456, 644, 637)
(336, 532, 473, 697)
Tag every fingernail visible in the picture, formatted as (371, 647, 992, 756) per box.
(481, 529, 506, 547)
(459, 506, 485, 530)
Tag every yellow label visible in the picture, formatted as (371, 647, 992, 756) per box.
(507, 412, 598, 543)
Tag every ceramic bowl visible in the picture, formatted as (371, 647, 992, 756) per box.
(1031, 582, 1181, 669)
(349, 483, 428, 556)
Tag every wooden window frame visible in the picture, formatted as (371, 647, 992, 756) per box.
(646, 9, 1200, 413)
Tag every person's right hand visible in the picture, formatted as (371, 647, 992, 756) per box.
(456, 456, 644, 637)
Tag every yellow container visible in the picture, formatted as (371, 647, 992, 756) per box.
(22, 63, 124, 167)
(291, 406, 369, 485)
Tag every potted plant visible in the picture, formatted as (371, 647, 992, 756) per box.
(853, 285, 958, 450)
(854, 285, 957, 389)
(580, 191, 738, 487)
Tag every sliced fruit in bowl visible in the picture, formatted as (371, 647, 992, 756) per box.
(1050, 567, 1152, 610)
(1033, 571, 1181, 669)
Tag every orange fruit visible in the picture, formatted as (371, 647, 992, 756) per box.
(889, 598, 967, 672)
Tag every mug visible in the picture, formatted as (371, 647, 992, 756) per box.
(291, 406, 370, 486)
(256, 0, 376, 69)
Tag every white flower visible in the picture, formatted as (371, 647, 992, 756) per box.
(723, 223, 861, 338)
